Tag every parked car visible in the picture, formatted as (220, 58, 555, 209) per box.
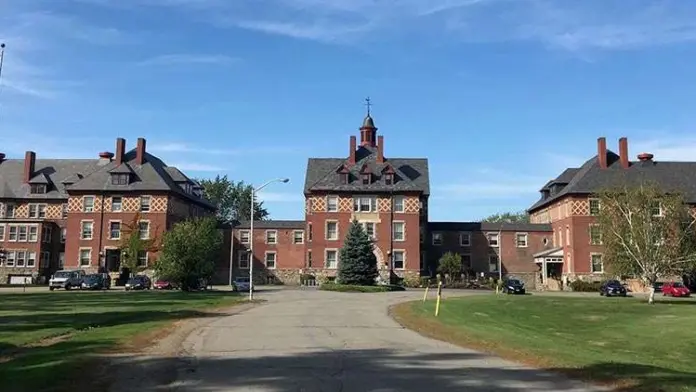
(125, 275, 152, 291)
(599, 280, 627, 297)
(232, 277, 252, 292)
(662, 281, 691, 297)
(49, 270, 85, 291)
(81, 274, 110, 290)
(653, 282, 665, 293)
(153, 279, 175, 290)
(501, 278, 526, 294)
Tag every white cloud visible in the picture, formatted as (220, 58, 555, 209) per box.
(151, 142, 304, 156)
(137, 54, 238, 66)
(255, 191, 303, 203)
(630, 136, 696, 162)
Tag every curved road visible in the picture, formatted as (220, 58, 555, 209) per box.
(158, 288, 606, 392)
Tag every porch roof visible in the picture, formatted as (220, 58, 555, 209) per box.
(533, 247, 564, 258)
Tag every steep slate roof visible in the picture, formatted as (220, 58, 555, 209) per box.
(428, 221, 552, 232)
(0, 158, 104, 200)
(528, 149, 696, 212)
(234, 220, 305, 229)
(304, 145, 430, 195)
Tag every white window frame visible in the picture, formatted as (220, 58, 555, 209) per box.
(16, 250, 26, 267)
(265, 230, 277, 244)
(18, 225, 28, 242)
(111, 196, 123, 212)
(28, 226, 38, 242)
(79, 247, 92, 266)
(590, 253, 604, 273)
(60, 227, 67, 243)
(432, 232, 443, 246)
(325, 249, 339, 269)
(393, 196, 405, 213)
(239, 230, 250, 244)
(589, 224, 602, 245)
(61, 203, 68, 218)
(392, 250, 406, 270)
(139, 220, 150, 240)
(293, 230, 304, 244)
(5, 203, 16, 218)
(81, 221, 94, 240)
(651, 201, 663, 217)
(515, 232, 528, 248)
(588, 198, 601, 215)
(353, 196, 377, 213)
(265, 251, 277, 269)
(486, 232, 499, 247)
(8, 225, 18, 242)
(392, 221, 405, 242)
(109, 220, 122, 240)
(488, 254, 499, 272)
(0, 224, 5, 241)
(140, 196, 151, 212)
(566, 226, 570, 246)
(237, 250, 250, 269)
(5, 250, 15, 267)
(326, 195, 339, 212)
(459, 232, 471, 247)
(27, 251, 37, 267)
(83, 196, 95, 212)
(360, 222, 376, 240)
(137, 250, 148, 267)
(325, 220, 339, 241)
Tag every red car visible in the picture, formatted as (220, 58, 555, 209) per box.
(153, 279, 174, 290)
(662, 282, 691, 297)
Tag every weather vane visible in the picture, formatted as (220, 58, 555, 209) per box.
(364, 96, 372, 116)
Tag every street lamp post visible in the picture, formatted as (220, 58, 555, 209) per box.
(249, 178, 289, 300)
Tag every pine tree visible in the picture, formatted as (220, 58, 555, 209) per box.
(337, 220, 378, 285)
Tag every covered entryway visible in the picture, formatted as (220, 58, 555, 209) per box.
(534, 247, 564, 289)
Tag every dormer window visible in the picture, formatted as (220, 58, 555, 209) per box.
(362, 174, 371, 185)
(30, 184, 47, 194)
(340, 173, 349, 184)
(384, 173, 394, 185)
(111, 173, 130, 185)
(337, 165, 351, 185)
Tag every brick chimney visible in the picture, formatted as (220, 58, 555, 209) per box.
(24, 151, 36, 183)
(348, 136, 356, 165)
(136, 137, 147, 165)
(597, 137, 607, 169)
(377, 135, 384, 163)
(619, 137, 629, 169)
(115, 138, 126, 165)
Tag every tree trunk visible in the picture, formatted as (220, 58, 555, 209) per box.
(648, 286, 655, 304)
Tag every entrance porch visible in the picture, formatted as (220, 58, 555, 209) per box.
(533, 247, 564, 290)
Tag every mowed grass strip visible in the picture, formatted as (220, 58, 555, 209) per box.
(392, 295, 696, 392)
(0, 290, 244, 392)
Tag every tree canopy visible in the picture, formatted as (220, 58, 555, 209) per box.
(154, 217, 223, 291)
(197, 175, 269, 223)
(337, 220, 378, 285)
(437, 252, 463, 282)
(118, 213, 161, 276)
(595, 183, 696, 285)
(482, 211, 529, 223)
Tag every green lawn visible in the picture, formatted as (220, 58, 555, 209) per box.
(392, 295, 696, 392)
(0, 290, 244, 392)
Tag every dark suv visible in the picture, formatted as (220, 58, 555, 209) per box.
(502, 279, 526, 294)
(125, 275, 152, 291)
(600, 280, 627, 297)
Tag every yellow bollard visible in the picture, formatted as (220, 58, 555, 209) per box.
(435, 281, 443, 317)
(423, 284, 429, 303)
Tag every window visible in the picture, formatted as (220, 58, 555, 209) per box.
(589, 198, 601, 215)
(18, 226, 28, 242)
(515, 233, 528, 248)
(138, 221, 150, 240)
(137, 251, 148, 267)
(591, 254, 603, 273)
(0, 224, 4, 241)
(362, 174, 371, 185)
(60, 228, 67, 243)
(461, 254, 472, 268)
(589, 225, 602, 245)
(392, 221, 405, 241)
(308, 223, 313, 241)
(237, 250, 250, 269)
(112, 197, 122, 212)
(307, 250, 313, 268)
(29, 204, 47, 218)
(361, 222, 376, 240)
(293, 230, 304, 244)
(459, 232, 471, 247)
(325, 250, 338, 269)
(265, 252, 276, 269)
(393, 196, 404, 213)
(40, 251, 50, 267)
(83, 196, 95, 212)
(488, 254, 499, 272)
(140, 196, 151, 212)
(27, 252, 36, 267)
(432, 232, 442, 246)
(61, 203, 68, 218)
(111, 173, 130, 185)
(326, 221, 338, 240)
(240, 230, 250, 244)
(8, 225, 17, 241)
(384, 173, 394, 185)
(651, 201, 662, 217)
(29, 226, 38, 242)
(79, 248, 91, 266)
(353, 196, 376, 213)
(81, 221, 94, 240)
(16, 251, 26, 267)
(340, 172, 349, 184)
(5, 251, 15, 267)
(58, 252, 65, 269)
(42, 227, 52, 243)
(265, 230, 277, 244)
(30, 184, 47, 194)
(326, 195, 338, 212)
(109, 221, 121, 239)
(5, 203, 15, 218)
(487, 233, 499, 247)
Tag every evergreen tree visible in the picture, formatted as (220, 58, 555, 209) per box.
(337, 220, 378, 285)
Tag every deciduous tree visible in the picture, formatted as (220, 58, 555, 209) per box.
(154, 217, 223, 291)
(482, 211, 529, 223)
(595, 183, 696, 303)
(118, 213, 161, 277)
(437, 252, 463, 282)
(337, 220, 378, 286)
(198, 175, 269, 223)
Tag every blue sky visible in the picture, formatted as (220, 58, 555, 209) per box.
(3, 0, 696, 221)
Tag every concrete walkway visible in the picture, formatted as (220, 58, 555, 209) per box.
(152, 288, 606, 392)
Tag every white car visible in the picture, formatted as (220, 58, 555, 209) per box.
(49, 270, 85, 291)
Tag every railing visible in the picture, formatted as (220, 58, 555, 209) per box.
(301, 279, 318, 287)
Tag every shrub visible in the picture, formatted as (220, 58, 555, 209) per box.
(402, 274, 422, 288)
(299, 273, 316, 282)
(319, 283, 406, 293)
(569, 280, 603, 292)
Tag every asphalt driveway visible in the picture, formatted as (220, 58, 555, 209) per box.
(159, 288, 606, 392)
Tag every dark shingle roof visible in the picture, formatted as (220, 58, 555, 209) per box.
(0, 159, 103, 199)
(304, 146, 430, 195)
(234, 220, 305, 229)
(529, 150, 696, 212)
(428, 221, 552, 232)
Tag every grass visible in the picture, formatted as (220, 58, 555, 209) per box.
(392, 294, 696, 392)
(319, 283, 405, 292)
(0, 290, 244, 392)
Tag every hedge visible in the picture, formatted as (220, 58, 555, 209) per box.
(319, 283, 406, 293)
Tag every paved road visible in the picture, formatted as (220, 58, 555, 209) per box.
(164, 288, 606, 392)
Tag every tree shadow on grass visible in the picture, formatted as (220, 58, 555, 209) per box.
(554, 362, 696, 392)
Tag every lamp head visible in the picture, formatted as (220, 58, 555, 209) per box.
(280, 178, 290, 183)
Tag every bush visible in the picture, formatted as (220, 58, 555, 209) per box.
(319, 283, 406, 293)
(299, 273, 316, 282)
(401, 274, 422, 288)
(569, 280, 603, 292)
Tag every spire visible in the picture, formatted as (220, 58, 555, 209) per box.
(360, 97, 377, 147)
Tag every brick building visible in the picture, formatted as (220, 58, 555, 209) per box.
(0, 137, 215, 284)
(527, 136, 696, 289)
(231, 112, 554, 288)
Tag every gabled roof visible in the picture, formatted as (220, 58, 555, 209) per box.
(28, 172, 51, 184)
(528, 149, 696, 212)
(304, 145, 430, 195)
(0, 159, 103, 200)
(109, 163, 134, 174)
